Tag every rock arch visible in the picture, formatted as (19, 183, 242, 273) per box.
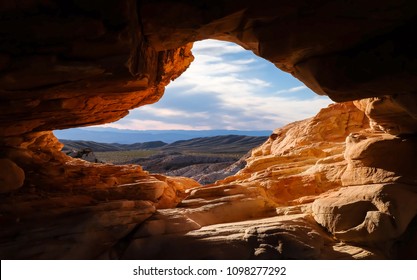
(1, 0, 417, 259)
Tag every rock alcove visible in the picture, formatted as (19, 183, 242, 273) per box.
(1, 0, 417, 259)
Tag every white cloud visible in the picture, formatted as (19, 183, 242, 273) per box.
(275, 85, 308, 94)
(100, 39, 333, 131)
(192, 39, 246, 55)
(102, 119, 212, 130)
(138, 106, 209, 119)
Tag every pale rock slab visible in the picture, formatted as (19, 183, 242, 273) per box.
(342, 133, 417, 186)
(354, 94, 417, 134)
(312, 183, 417, 243)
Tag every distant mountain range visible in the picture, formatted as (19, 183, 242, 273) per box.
(53, 128, 271, 144)
(61, 134, 269, 154)
(60, 140, 167, 152)
(161, 135, 268, 154)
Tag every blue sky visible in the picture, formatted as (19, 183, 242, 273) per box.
(99, 39, 332, 130)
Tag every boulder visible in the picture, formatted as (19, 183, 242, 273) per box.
(312, 183, 417, 244)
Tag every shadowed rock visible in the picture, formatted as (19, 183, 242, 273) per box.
(1, 0, 417, 259)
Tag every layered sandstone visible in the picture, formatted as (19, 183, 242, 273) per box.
(217, 102, 369, 204)
(98, 102, 396, 259)
(0, 132, 199, 259)
(1, 0, 417, 259)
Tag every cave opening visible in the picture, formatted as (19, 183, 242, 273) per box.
(55, 39, 331, 184)
(55, 39, 332, 184)
(2, 0, 417, 261)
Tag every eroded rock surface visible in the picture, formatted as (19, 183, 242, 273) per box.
(99, 103, 387, 259)
(0, 132, 199, 259)
(2, 0, 417, 136)
(1, 0, 417, 259)
(218, 102, 369, 205)
(354, 95, 417, 135)
(120, 212, 382, 260)
(313, 183, 417, 244)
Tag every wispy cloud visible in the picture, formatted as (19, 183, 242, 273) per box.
(138, 107, 209, 119)
(275, 85, 308, 94)
(103, 39, 332, 130)
(100, 119, 211, 130)
(192, 39, 246, 55)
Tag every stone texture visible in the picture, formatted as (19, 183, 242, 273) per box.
(0, 198, 156, 259)
(1, 0, 417, 260)
(118, 210, 382, 260)
(312, 183, 417, 244)
(354, 95, 417, 135)
(2, 1, 417, 137)
(0, 132, 199, 259)
(0, 0, 194, 136)
(66, 148, 100, 163)
(342, 133, 417, 186)
(216, 102, 368, 205)
(102, 102, 385, 259)
(0, 131, 199, 206)
(0, 159, 25, 193)
(308, 122, 417, 247)
(140, 0, 417, 102)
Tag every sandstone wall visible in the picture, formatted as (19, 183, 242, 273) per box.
(1, 0, 417, 259)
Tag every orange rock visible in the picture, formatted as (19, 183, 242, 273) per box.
(0, 158, 25, 193)
(1, 131, 199, 206)
(354, 95, 417, 135)
(215, 102, 369, 205)
(1, 0, 417, 260)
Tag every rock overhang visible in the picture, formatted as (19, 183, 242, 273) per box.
(1, 0, 417, 136)
(1, 0, 417, 260)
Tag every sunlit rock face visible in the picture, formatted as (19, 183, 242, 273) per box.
(216, 102, 369, 205)
(1, 0, 417, 259)
(107, 102, 411, 260)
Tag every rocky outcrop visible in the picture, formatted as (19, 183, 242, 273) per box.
(166, 161, 236, 184)
(312, 183, 417, 244)
(311, 128, 417, 248)
(97, 102, 387, 259)
(191, 152, 251, 185)
(217, 102, 369, 205)
(1, 0, 417, 259)
(0, 132, 199, 259)
(354, 95, 417, 135)
(66, 148, 100, 163)
(342, 133, 417, 186)
(120, 210, 382, 260)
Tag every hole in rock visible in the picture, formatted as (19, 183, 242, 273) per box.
(54, 39, 332, 185)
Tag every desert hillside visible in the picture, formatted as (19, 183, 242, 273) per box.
(61, 135, 267, 184)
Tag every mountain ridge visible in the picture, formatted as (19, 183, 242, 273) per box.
(53, 128, 271, 144)
(60, 140, 167, 152)
(60, 134, 268, 154)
